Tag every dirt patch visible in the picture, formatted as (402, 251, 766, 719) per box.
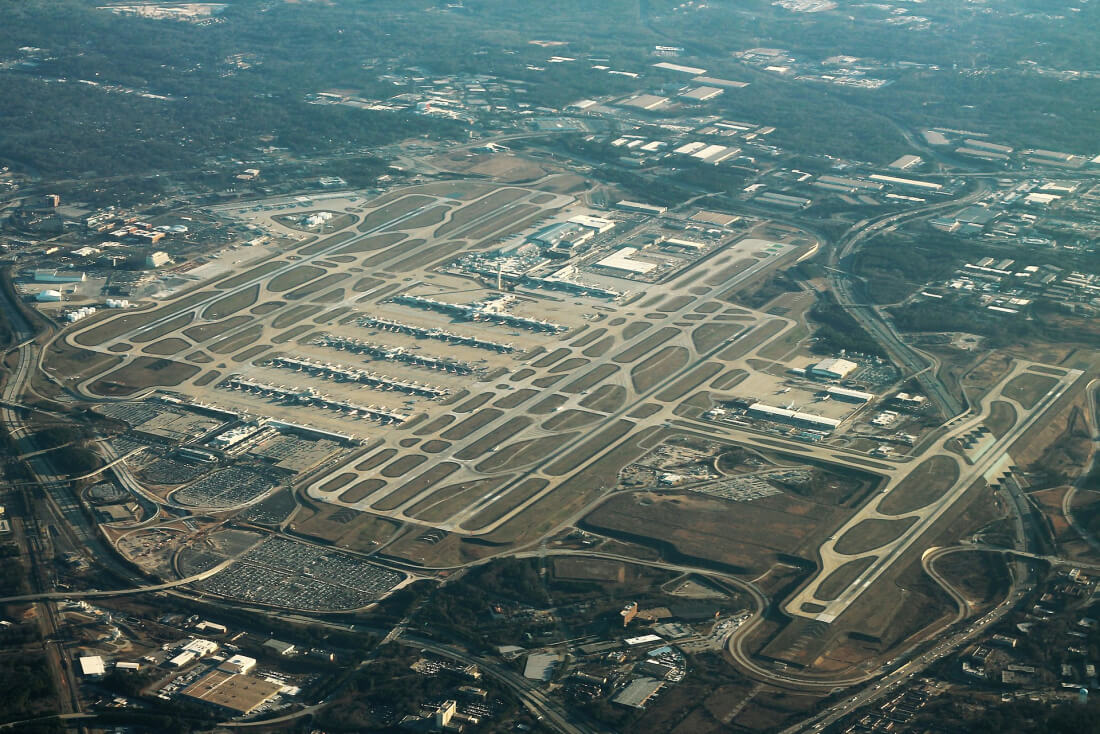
(356, 448, 398, 471)
(232, 345, 270, 363)
(571, 328, 606, 348)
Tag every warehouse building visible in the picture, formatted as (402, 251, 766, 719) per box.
(180, 670, 283, 716)
(746, 403, 843, 432)
(810, 358, 858, 380)
(594, 247, 658, 275)
(613, 677, 665, 709)
(616, 201, 667, 216)
(825, 386, 874, 403)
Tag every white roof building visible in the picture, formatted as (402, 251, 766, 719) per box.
(594, 247, 658, 274)
(79, 656, 106, 677)
(182, 638, 219, 657)
(810, 358, 858, 380)
(219, 654, 257, 675)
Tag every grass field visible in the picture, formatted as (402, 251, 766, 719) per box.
(285, 272, 349, 300)
(380, 454, 428, 478)
(250, 301, 284, 316)
(690, 322, 741, 352)
(1002, 373, 1058, 409)
(337, 479, 387, 504)
(985, 400, 1018, 439)
(582, 336, 616, 357)
(474, 433, 577, 473)
(814, 557, 877, 601)
(355, 448, 398, 471)
(441, 408, 504, 440)
(878, 455, 960, 515)
(833, 517, 918, 555)
(215, 260, 286, 290)
(336, 232, 406, 255)
(202, 285, 260, 320)
(454, 417, 533, 459)
(710, 369, 748, 391)
(271, 305, 322, 329)
(183, 315, 252, 342)
(130, 314, 195, 344)
(407, 476, 512, 524)
(271, 324, 313, 344)
(613, 327, 679, 364)
(454, 392, 494, 413)
(655, 362, 723, 402)
(631, 346, 689, 393)
(622, 322, 651, 340)
(532, 348, 570, 368)
(561, 364, 619, 394)
(371, 462, 460, 511)
(550, 357, 590, 373)
(88, 357, 200, 396)
(581, 384, 627, 412)
(267, 265, 325, 293)
(494, 388, 538, 409)
(544, 419, 634, 477)
(541, 410, 601, 432)
(356, 195, 434, 232)
(209, 325, 263, 355)
(434, 188, 528, 237)
(142, 338, 189, 356)
(571, 327, 606, 348)
(460, 478, 549, 531)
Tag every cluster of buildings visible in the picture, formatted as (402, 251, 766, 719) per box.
(922, 128, 1099, 171)
(917, 256, 1100, 316)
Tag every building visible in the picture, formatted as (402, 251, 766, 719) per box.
(825, 386, 874, 403)
(35, 289, 63, 303)
(612, 677, 664, 709)
(810, 358, 858, 380)
(523, 653, 559, 681)
(115, 661, 141, 671)
(168, 651, 197, 668)
(746, 403, 843, 432)
(594, 247, 658, 275)
(262, 638, 296, 656)
(679, 85, 724, 102)
(621, 601, 638, 627)
(219, 654, 257, 675)
(527, 221, 594, 251)
(146, 251, 171, 268)
(195, 620, 227, 634)
(568, 214, 616, 233)
(181, 638, 219, 657)
(32, 269, 85, 283)
(180, 670, 282, 716)
(615, 200, 667, 216)
(79, 655, 106, 678)
(888, 155, 922, 170)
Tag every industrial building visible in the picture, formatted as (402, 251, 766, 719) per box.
(146, 251, 172, 268)
(568, 214, 617, 233)
(825, 386, 874, 403)
(36, 289, 62, 302)
(79, 655, 106, 678)
(746, 403, 843, 432)
(615, 201, 667, 216)
(180, 669, 283, 716)
(612, 677, 665, 709)
(32, 269, 85, 283)
(593, 247, 658, 275)
(810, 358, 858, 380)
(219, 654, 258, 675)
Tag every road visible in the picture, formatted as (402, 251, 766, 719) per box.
(824, 182, 992, 420)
